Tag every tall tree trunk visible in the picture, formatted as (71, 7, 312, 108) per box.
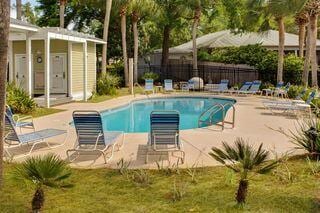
(32, 188, 45, 213)
(133, 17, 139, 83)
(16, 0, 22, 20)
(59, 0, 66, 28)
(192, 7, 201, 77)
(102, 0, 112, 75)
(310, 14, 318, 87)
(161, 25, 171, 73)
(121, 10, 129, 87)
(303, 23, 311, 86)
(0, 0, 10, 188)
(277, 17, 285, 83)
(236, 179, 249, 204)
(298, 23, 306, 58)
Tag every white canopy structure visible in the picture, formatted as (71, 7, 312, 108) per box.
(154, 30, 320, 54)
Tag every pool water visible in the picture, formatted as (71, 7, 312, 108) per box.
(101, 97, 235, 133)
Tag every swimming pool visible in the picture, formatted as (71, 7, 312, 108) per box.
(101, 96, 235, 133)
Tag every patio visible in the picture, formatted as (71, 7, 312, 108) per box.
(5, 93, 300, 169)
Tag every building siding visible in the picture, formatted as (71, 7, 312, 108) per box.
(71, 43, 84, 94)
(87, 42, 96, 94)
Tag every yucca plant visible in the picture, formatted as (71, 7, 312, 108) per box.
(14, 154, 72, 213)
(277, 117, 320, 159)
(209, 138, 278, 205)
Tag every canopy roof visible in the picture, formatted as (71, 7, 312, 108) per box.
(155, 30, 320, 54)
(9, 18, 105, 44)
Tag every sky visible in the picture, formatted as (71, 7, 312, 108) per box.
(11, 0, 38, 18)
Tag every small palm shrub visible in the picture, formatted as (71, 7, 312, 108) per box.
(279, 118, 320, 159)
(14, 154, 72, 213)
(130, 169, 152, 187)
(96, 72, 120, 96)
(6, 83, 36, 114)
(209, 138, 278, 205)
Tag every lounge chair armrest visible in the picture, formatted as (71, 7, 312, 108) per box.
(17, 115, 33, 121)
(94, 132, 104, 149)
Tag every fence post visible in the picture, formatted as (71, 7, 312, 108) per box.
(129, 58, 134, 95)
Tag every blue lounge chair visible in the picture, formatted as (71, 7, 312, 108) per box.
(147, 111, 184, 164)
(6, 105, 34, 132)
(239, 80, 261, 94)
(211, 79, 229, 93)
(228, 82, 252, 94)
(4, 114, 67, 158)
(262, 81, 284, 96)
(274, 82, 291, 98)
(181, 80, 195, 91)
(66, 111, 124, 164)
(145, 79, 154, 94)
(164, 79, 174, 92)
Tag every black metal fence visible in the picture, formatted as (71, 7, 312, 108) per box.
(138, 63, 260, 86)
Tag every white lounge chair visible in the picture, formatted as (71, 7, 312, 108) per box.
(164, 79, 174, 92)
(144, 79, 154, 94)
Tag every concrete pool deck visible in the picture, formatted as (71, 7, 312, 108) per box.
(6, 93, 304, 169)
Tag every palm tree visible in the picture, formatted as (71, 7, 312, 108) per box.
(209, 138, 278, 204)
(295, 10, 309, 58)
(14, 154, 72, 212)
(129, 0, 155, 83)
(16, 0, 22, 20)
(268, 0, 307, 83)
(102, 0, 113, 74)
(155, 0, 187, 73)
(114, 0, 130, 87)
(59, 0, 67, 28)
(0, 0, 10, 188)
(305, 0, 320, 87)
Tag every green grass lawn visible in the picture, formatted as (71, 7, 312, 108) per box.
(19, 107, 66, 118)
(1, 158, 319, 212)
(86, 87, 145, 103)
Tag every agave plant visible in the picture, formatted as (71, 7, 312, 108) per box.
(209, 138, 278, 204)
(14, 154, 72, 213)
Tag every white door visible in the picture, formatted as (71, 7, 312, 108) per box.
(50, 54, 67, 93)
(15, 55, 27, 90)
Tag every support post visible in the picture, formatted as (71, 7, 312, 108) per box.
(83, 41, 88, 101)
(68, 41, 73, 98)
(8, 41, 13, 82)
(26, 33, 32, 96)
(129, 58, 134, 95)
(45, 35, 51, 108)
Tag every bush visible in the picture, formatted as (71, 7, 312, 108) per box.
(96, 73, 120, 96)
(107, 61, 125, 87)
(284, 54, 303, 85)
(141, 72, 159, 82)
(198, 44, 303, 84)
(6, 83, 36, 114)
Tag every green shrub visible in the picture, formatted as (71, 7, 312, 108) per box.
(6, 83, 36, 114)
(198, 45, 303, 84)
(96, 73, 120, 96)
(141, 72, 159, 81)
(284, 54, 303, 85)
(108, 61, 125, 87)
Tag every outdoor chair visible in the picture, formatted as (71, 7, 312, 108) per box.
(144, 79, 155, 94)
(4, 114, 67, 158)
(228, 82, 252, 94)
(210, 79, 229, 93)
(262, 81, 284, 96)
(238, 80, 261, 95)
(146, 111, 184, 164)
(273, 82, 291, 98)
(164, 79, 174, 92)
(181, 80, 195, 92)
(66, 110, 124, 164)
(264, 91, 316, 116)
(6, 105, 34, 132)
